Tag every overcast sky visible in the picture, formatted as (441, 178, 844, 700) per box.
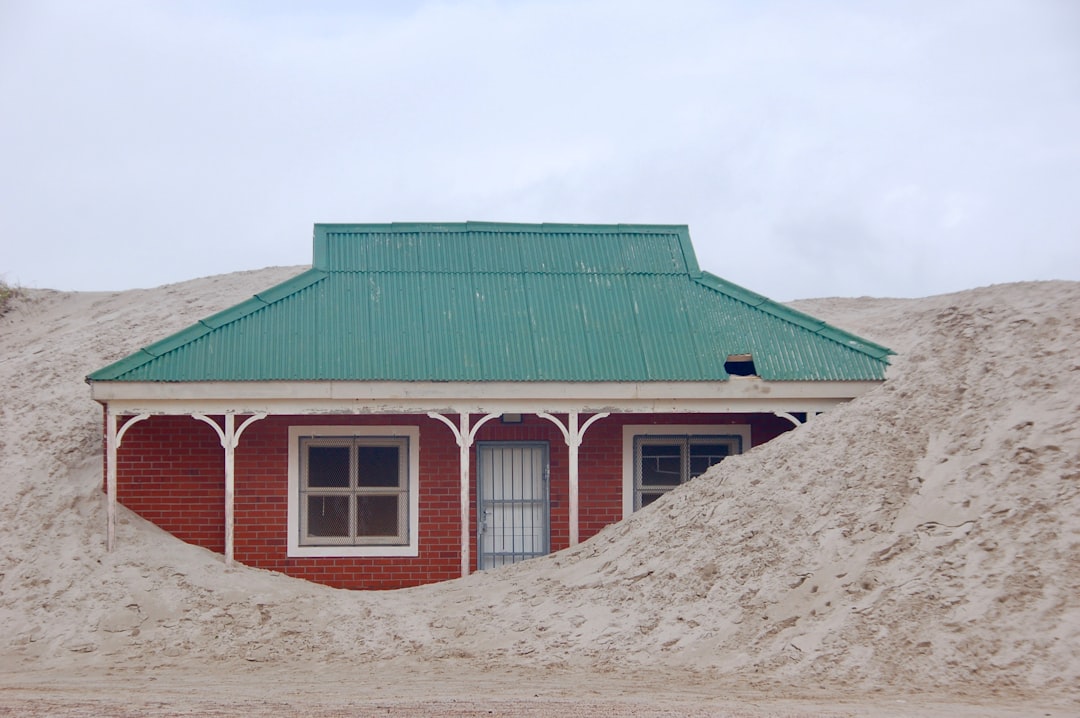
(2, 0, 1078, 300)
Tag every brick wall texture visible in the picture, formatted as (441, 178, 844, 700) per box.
(109, 411, 794, 590)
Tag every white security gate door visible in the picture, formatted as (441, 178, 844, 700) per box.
(477, 442, 549, 570)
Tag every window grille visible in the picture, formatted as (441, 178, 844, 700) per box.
(633, 434, 741, 510)
(299, 436, 409, 546)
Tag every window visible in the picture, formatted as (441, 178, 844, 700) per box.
(634, 435, 740, 509)
(622, 425, 749, 516)
(288, 426, 419, 557)
(301, 437, 408, 545)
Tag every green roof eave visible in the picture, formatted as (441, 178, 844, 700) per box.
(696, 271, 894, 360)
(86, 269, 328, 382)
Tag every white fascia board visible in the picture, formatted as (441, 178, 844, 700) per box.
(90, 379, 882, 416)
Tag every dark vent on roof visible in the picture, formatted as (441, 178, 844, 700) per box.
(724, 354, 757, 377)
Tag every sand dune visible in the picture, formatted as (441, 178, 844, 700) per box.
(0, 271, 1076, 716)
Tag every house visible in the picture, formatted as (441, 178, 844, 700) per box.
(86, 222, 891, 590)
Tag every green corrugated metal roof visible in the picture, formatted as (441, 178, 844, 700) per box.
(87, 222, 891, 383)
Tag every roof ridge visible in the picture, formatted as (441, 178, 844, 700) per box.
(316, 221, 689, 234)
(323, 268, 690, 274)
(313, 223, 697, 275)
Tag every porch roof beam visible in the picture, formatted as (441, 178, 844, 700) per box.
(96, 394, 868, 418)
(90, 379, 881, 405)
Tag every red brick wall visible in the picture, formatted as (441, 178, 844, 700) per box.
(108, 411, 794, 590)
(114, 414, 227, 553)
(234, 414, 465, 590)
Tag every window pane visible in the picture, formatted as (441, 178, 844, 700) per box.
(640, 492, 665, 508)
(640, 444, 682, 487)
(357, 445, 401, 488)
(307, 446, 350, 488)
(357, 495, 400, 537)
(306, 495, 350, 537)
(689, 443, 730, 478)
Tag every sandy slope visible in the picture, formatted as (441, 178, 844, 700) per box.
(0, 271, 1077, 716)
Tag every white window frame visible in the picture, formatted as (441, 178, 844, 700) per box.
(288, 425, 420, 558)
(622, 424, 750, 519)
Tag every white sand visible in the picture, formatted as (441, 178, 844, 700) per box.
(0, 271, 1076, 716)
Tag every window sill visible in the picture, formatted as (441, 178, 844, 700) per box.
(287, 544, 419, 558)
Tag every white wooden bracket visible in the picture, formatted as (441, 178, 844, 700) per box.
(106, 411, 150, 553)
(774, 410, 822, 428)
(193, 412, 268, 566)
(537, 411, 610, 546)
(774, 411, 802, 427)
(427, 411, 500, 577)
